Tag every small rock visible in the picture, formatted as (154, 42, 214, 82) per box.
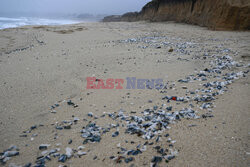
(56, 126, 63, 130)
(73, 117, 80, 122)
(165, 155, 175, 161)
(19, 134, 28, 137)
(67, 100, 74, 106)
(109, 156, 115, 160)
(58, 154, 67, 163)
(77, 146, 85, 150)
(39, 144, 50, 150)
(3, 151, 19, 157)
(87, 112, 93, 117)
(151, 156, 162, 163)
(51, 110, 57, 114)
(112, 131, 119, 137)
(166, 106, 172, 111)
(169, 48, 174, 52)
(140, 145, 147, 152)
(30, 125, 37, 130)
(68, 139, 72, 144)
(77, 151, 87, 156)
(65, 147, 73, 158)
(63, 125, 71, 129)
(164, 134, 169, 137)
(125, 157, 134, 163)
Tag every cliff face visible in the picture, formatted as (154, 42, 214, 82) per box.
(103, 0, 250, 30)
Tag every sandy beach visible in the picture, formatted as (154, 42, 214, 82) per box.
(0, 22, 249, 167)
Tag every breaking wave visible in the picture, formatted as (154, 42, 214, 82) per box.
(0, 17, 82, 29)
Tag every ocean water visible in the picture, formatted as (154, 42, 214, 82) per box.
(0, 17, 82, 29)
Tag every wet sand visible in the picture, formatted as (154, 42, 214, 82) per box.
(0, 22, 249, 167)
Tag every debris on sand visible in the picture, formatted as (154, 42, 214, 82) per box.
(10, 34, 249, 167)
(0, 145, 19, 164)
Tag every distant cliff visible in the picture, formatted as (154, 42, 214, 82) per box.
(103, 0, 250, 30)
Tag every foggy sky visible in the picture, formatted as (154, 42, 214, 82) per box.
(0, 0, 151, 16)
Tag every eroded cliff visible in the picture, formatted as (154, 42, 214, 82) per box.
(103, 0, 250, 30)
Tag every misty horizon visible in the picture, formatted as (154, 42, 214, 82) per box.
(0, 0, 151, 18)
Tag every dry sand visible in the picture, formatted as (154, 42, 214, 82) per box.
(0, 22, 249, 167)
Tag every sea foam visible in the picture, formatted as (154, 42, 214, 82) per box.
(0, 17, 81, 29)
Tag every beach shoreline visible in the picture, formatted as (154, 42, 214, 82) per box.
(0, 22, 249, 167)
